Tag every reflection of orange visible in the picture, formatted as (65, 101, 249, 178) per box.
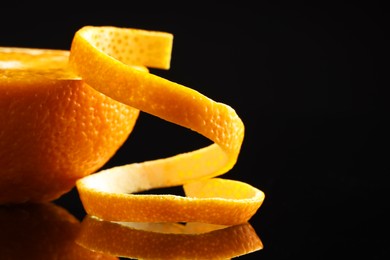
(77, 215, 263, 259)
(0, 202, 117, 259)
(0, 47, 139, 203)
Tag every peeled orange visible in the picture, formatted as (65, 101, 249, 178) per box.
(1, 26, 265, 226)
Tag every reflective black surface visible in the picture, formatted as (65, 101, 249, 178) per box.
(1, 2, 388, 259)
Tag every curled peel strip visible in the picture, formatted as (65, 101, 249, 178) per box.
(70, 26, 264, 225)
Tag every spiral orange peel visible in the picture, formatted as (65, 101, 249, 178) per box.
(69, 26, 265, 225)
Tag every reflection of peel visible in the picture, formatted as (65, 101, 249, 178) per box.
(77, 215, 263, 259)
(0, 203, 117, 259)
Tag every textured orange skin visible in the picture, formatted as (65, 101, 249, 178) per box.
(0, 48, 139, 204)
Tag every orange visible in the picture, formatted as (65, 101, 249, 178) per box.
(1, 26, 265, 226)
(0, 47, 140, 203)
(0, 202, 118, 259)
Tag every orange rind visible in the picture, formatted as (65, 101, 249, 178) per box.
(70, 26, 265, 225)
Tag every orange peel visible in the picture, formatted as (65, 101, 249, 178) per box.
(69, 26, 265, 225)
(77, 215, 263, 259)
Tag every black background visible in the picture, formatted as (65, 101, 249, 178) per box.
(1, 2, 388, 259)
